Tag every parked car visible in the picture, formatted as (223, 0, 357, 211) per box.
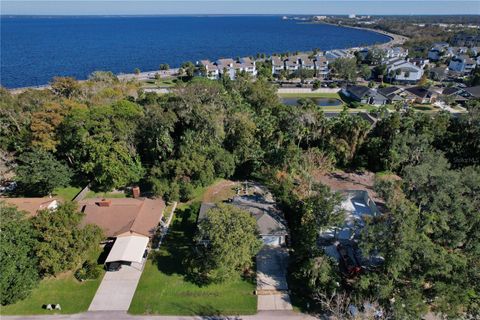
(106, 262, 122, 272)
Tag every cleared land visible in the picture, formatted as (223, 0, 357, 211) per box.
(128, 202, 257, 315)
(1, 249, 104, 315)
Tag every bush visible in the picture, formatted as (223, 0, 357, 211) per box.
(179, 181, 195, 202)
(74, 260, 102, 281)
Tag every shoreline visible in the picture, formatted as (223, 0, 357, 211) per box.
(310, 21, 408, 49)
(5, 22, 407, 93)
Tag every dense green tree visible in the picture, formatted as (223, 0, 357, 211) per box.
(32, 202, 103, 276)
(59, 100, 144, 191)
(0, 203, 39, 305)
(331, 57, 358, 82)
(187, 204, 262, 284)
(15, 149, 71, 196)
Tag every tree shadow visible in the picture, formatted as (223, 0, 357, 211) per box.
(152, 203, 199, 277)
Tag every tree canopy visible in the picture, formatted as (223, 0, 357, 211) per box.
(187, 204, 262, 284)
(0, 203, 39, 305)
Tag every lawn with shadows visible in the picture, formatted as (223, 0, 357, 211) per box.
(128, 203, 257, 315)
(1, 248, 104, 315)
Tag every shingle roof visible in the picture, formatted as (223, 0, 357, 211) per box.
(465, 86, 480, 98)
(79, 198, 165, 238)
(346, 85, 371, 99)
(405, 86, 431, 99)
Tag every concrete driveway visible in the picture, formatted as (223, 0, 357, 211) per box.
(256, 247, 293, 311)
(88, 262, 144, 311)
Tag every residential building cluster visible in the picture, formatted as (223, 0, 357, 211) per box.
(342, 83, 479, 106)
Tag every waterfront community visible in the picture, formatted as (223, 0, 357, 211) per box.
(1, 11, 480, 320)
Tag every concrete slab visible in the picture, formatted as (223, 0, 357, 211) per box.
(88, 264, 144, 311)
(256, 247, 289, 291)
(258, 294, 293, 311)
(256, 246, 292, 311)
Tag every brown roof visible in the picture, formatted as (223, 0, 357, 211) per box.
(2, 198, 59, 217)
(79, 198, 165, 238)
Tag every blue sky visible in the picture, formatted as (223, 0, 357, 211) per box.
(2, 1, 480, 15)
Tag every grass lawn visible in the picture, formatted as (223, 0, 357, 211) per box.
(85, 190, 127, 199)
(129, 203, 257, 316)
(54, 185, 128, 201)
(53, 186, 82, 201)
(1, 249, 104, 315)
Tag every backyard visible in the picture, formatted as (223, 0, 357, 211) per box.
(1, 248, 104, 315)
(53, 186, 127, 201)
(128, 201, 257, 315)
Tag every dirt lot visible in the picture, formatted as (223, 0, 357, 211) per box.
(202, 179, 239, 203)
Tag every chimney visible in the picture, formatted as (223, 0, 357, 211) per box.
(97, 199, 111, 207)
(132, 186, 140, 198)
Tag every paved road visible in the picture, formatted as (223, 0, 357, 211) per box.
(88, 263, 144, 311)
(3, 310, 317, 320)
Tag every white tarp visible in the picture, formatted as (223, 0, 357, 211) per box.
(105, 235, 149, 263)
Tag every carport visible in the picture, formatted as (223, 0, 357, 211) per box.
(105, 235, 149, 266)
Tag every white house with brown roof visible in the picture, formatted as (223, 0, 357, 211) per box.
(79, 197, 165, 265)
(79, 197, 165, 239)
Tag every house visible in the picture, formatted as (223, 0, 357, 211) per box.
(449, 55, 477, 74)
(384, 47, 408, 60)
(284, 56, 301, 72)
(271, 56, 285, 75)
(79, 197, 165, 239)
(315, 55, 329, 78)
(298, 54, 316, 70)
(198, 196, 288, 247)
(409, 57, 430, 69)
(319, 190, 380, 242)
(404, 86, 438, 104)
(377, 86, 404, 104)
(216, 58, 238, 80)
(325, 49, 352, 61)
(238, 57, 257, 77)
(319, 190, 383, 269)
(440, 87, 469, 104)
(386, 59, 424, 83)
(429, 66, 449, 81)
(197, 60, 219, 80)
(79, 197, 165, 266)
(428, 43, 450, 61)
(342, 85, 389, 106)
(450, 33, 480, 47)
(2, 197, 59, 217)
(463, 86, 480, 99)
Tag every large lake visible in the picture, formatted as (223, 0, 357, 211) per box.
(0, 16, 390, 88)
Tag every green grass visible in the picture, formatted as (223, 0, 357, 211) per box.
(53, 186, 82, 201)
(1, 249, 105, 315)
(128, 203, 257, 316)
(85, 191, 127, 199)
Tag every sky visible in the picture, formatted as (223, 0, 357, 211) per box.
(2, 0, 480, 16)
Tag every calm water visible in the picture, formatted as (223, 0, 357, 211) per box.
(282, 97, 343, 107)
(0, 16, 390, 88)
